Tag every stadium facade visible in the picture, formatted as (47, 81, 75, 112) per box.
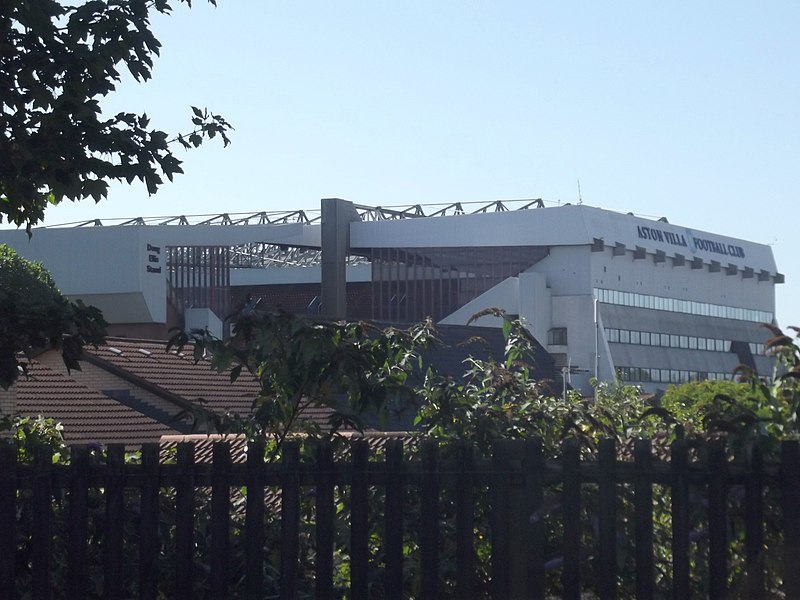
(1, 199, 782, 394)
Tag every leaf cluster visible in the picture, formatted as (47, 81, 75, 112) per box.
(167, 311, 437, 451)
(0, 244, 106, 389)
(415, 314, 649, 457)
(657, 323, 800, 460)
(0, 0, 231, 231)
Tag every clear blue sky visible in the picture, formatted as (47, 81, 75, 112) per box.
(37, 1, 800, 331)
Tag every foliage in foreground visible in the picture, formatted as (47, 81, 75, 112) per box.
(1, 0, 231, 231)
(0, 244, 106, 390)
(5, 311, 800, 597)
(168, 311, 437, 452)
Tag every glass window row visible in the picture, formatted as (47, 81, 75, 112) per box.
(616, 366, 732, 384)
(594, 288, 773, 324)
(605, 328, 764, 355)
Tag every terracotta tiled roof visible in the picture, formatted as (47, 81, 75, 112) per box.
(14, 361, 174, 445)
(85, 338, 260, 416)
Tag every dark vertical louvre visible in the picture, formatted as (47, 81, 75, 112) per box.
(350, 441, 369, 599)
(781, 441, 800, 598)
(598, 439, 617, 600)
(369, 248, 378, 320)
(562, 439, 581, 600)
(671, 439, 690, 599)
(384, 440, 404, 600)
(420, 440, 439, 599)
(446, 258, 453, 318)
(32, 446, 53, 600)
(67, 446, 89, 600)
(420, 248, 426, 320)
(210, 443, 231, 598)
(708, 440, 728, 598)
(0, 444, 16, 595)
(379, 248, 385, 321)
(491, 440, 511, 599)
(245, 442, 265, 600)
(438, 247, 444, 320)
(404, 249, 410, 323)
(411, 250, 418, 322)
(525, 438, 545, 600)
(634, 439, 654, 600)
(745, 444, 764, 597)
(279, 442, 300, 600)
(315, 443, 335, 599)
(455, 441, 474, 600)
(175, 443, 195, 600)
(139, 445, 159, 600)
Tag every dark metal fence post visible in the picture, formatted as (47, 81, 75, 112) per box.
(671, 438, 690, 599)
(67, 446, 90, 599)
(175, 443, 195, 600)
(562, 438, 581, 600)
(491, 440, 511, 599)
(104, 444, 125, 600)
(245, 441, 265, 600)
(781, 440, 800, 598)
(210, 442, 232, 598)
(455, 440, 474, 600)
(419, 440, 439, 599)
(0, 443, 17, 598)
(32, 445, 53, 600)
(139, 444, 159, 600)
(315, 442, 335, 599)
(385, 439, 405, 600)
(745, 443, 764, 598)
(708, 440, 728, 599)
(279, 442, 300, 600)
(598, 438, 617, 600)
(634, 439, 654, 600)
(525, 437, 545, 600)
(350, 440, 369, 600)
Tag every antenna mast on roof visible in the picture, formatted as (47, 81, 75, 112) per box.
(577, 179, 583, 205)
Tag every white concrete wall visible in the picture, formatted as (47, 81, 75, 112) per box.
(527, 246, 592, 296)
(550, 294, 597, 392)
(185, 308, 224, 340)
(439, 277, 520, 327)
(518, 272, 551, 344)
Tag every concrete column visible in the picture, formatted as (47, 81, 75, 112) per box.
(321, 198, 360, 319)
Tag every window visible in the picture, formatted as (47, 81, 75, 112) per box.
(630, 331, 640, 345)
(641, 332, 651, 345)
(593, 288, 773, 322)
(549, 327, 568, 345)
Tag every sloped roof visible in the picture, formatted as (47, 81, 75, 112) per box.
(84, 338, 260, 416)
(14, 361, 173, 445)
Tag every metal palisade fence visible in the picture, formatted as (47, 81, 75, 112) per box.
(1, 437, 799, 599)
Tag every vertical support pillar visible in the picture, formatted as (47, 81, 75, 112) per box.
(321, 198, 360, 319)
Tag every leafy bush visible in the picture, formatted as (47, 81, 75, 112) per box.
(0, 244, 106, 389)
